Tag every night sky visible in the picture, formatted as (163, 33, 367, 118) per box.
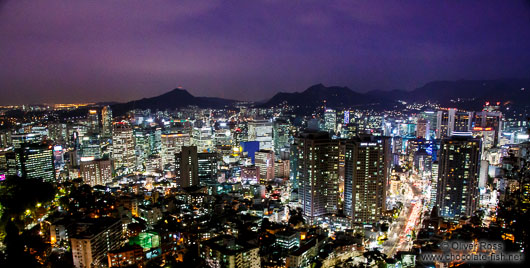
(1, 0, 529, 105)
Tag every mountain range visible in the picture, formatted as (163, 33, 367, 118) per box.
(111, 88, 237, 115)
(111, 78, 530, 115)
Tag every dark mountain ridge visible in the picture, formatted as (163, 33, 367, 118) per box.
(262, 83, 378, 109)
(110, 78, 530, 116)
(262, 78, 530, 111)
(111, 88, 237, 115)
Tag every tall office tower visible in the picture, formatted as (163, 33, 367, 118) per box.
(436, 109, 472, 138)
(406, 138, 431, 164)
(429, 161, 439, 211)
(416, 118, 430, 139)
(87, 109, 100, 134)
(324, 108, 337, 134)
(1, 150, 17, 177)
(471, 111, 503, 147)
(273, 119, 291, 155)
(343, 135, 391, 225)
(255, 150, 275, 183)
(436, 135, 481, 221)
(48, 122, 67, 144)
(413, 149, 432, 177)
(400, 123, 416, 137)
(30, 126, 47, 138)
(67, 125, 85, 150)
(150, 127, 162, 154)
(198, 152, 217, 185)
(382, 119, 391, 136)
(436, 110, 451, 139)
(421, 110, 437, 134)
(274, 159, 290, 179)
(112, 122, 136, 172)
(248, 120, 274, 151)
(70, 218, 123, 268)
(297, 132, 341, 220)
(10, 143, 55, 181)
(79, 135, 102, 160)
(0, 150, 10, 174)
(101, 106, 113, 138)
(392, 137, 403, 155)
(176, 146, 198, 188)
(80, 159, 112, 186)
(213, 129, 232, 147)
(161, 133, 191, 171)
(453, 111, 472, 133)
(342, 110, 351, 125)
(11, 133, 42, 149)
(0, 130, 10, 148)
(193, 126, 214, 153)
(133, 127, 150, 171)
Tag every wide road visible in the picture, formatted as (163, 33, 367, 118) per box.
(383, 180, 423, 257)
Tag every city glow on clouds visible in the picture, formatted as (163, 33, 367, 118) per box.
(0, 0, 529, 104)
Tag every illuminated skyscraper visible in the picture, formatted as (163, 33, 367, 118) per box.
(133, 127, 151, 171)
(79, 135, 102, 160)
(471, 110, 503, 147)
(248, 120, 273, 151)
(101, 106, 113, 138)
(176, 146, 198, 188)
(48, 122, 67, 144)
(0, 130, 10, 149)
(70, 218, 123, 268)
(297, 132, 340, 220)
(436, 135, 481, 221)
(255, 150, 275, 183)
(198, 152, 217, 185)
(87, 109, 100, 134)
(11, 143, 55, 181)
(324, 108, 337, 134)
(273, 119, 291, 155)
(112, 122, 136, 172)
(420, 110, 437, 134)
(193, 126, 214, 153)
(429, 161, 439, 211)
(161, 133, 191, 171)
(416, 118, 430, 139)
(80, 159, 112, 186)
(11, 133, 42, 149)
(344, 135, 391, 225)
(436, 109, 472, 138)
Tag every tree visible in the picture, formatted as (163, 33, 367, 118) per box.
(0, 176, 56, 236)
(0, 221, 40, 268)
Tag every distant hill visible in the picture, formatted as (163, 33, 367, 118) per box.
(262, 83, 379, 111)
(404, 78, 530, 105)
(109, 79, 530, 116)
(262, 79, 530, 112)
(111, 88, 236, 115)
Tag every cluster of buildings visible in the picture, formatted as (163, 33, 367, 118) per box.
(0, 99, 528, 267)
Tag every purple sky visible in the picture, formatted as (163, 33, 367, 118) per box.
(1, 0, 530, 105)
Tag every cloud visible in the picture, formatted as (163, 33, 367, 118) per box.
(0, 0, 529, 104)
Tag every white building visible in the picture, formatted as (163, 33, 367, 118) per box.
(71, 218, 123, 268)
(112, 122, 136, 173)
(248, 120, 273, 151)
(80, 159, 112, 186)
(160, 133, 191, 171)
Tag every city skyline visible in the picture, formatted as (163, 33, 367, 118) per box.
(1, 1, 530, 104)
(1, 1, 529, 267)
